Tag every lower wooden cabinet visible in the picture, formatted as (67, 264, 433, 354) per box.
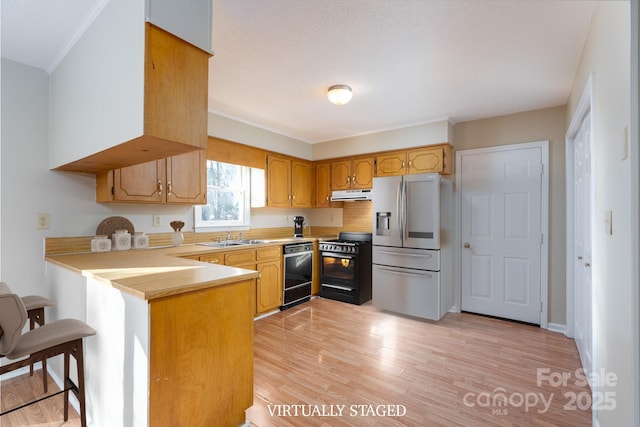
(255, 246, 283, 314)
(197, 245, 283, 315)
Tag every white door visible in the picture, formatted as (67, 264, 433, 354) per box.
(572, 112, 593, 377)
(460, 144, 545, 324)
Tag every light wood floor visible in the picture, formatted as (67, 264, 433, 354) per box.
(246, 298, 591, 427)
(2, 298, 591, 427)
(0, 369, 80, 426)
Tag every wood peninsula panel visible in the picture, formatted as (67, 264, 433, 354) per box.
(149, 280, 254, 427)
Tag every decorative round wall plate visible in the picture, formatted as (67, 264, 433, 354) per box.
(96, 216, 135, 237)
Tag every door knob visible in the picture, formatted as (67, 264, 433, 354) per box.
(585, 262, 591, 267)
(463, 242, 471, 249)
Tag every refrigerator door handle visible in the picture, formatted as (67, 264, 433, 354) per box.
(376, 266, 433, 279)
(376, 250, 433, 258)
(397, 180, 403, 238)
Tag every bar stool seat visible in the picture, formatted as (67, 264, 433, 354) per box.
(0, 283, 55, 391)
(0, 291, 95, 427)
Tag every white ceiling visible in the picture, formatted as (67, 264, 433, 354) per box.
(2, 0, 596, 144)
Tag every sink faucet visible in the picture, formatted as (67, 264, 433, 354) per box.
(239, 232, 243, 241)
(226, 231, 231, 241)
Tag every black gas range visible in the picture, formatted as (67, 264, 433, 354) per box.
(318, 232, 372, 305)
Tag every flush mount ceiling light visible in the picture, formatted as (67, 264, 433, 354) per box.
(327, 84, 353, 105)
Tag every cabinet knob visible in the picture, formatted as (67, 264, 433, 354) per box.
(463, 242, 471, 249)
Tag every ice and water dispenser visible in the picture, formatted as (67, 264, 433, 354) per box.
(375, 212, 392, 236)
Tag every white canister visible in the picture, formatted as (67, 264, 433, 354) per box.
(91, 235, 112, 252)
(112, 230, 131, 251)
(132, 232, 149, 249)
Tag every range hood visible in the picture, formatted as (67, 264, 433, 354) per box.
(330, 189, 373, 201)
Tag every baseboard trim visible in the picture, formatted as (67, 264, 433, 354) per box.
(546, 322, 566, 334)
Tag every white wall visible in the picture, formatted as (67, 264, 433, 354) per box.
(312, 119, 450, 160)
(1, 59, 197, 299)
(566, 2, 634, 426)
(49, 0, 145, 169)
(208, 112, 313, 160)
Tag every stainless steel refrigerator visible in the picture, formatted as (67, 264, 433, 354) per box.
(372, 173, 453, 320)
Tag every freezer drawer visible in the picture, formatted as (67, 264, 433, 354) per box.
(372, 246, 440, 271)
(372, 264, 442, 320)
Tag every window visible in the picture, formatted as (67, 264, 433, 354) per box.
(194, 160, 251, 230)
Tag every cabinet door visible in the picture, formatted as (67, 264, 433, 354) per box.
(225, 249, 256, 267)
(331, 159, 351, 190)
(314, 161, 332, 207)
(291, 160, 312, 208)
(166, 150, 206, 204)
(266, 155, 291, 207)
(113, 160, 165, 202)
(199, 253, 223, 265)
(407, 147, 444, 174)
(256, 259, 282, 314)
(351, 157, 374, 188)
(375, 152, 406, 177)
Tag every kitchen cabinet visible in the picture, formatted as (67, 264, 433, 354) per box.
(255, 246, 283, 314)
(331, 157, 374, 190)
(266, 154, 312, 208)
(200, 245, 283, 315)
(96, 150, 206, 204)
(375, 144, 453, 177)
(314, 161, 342, 208)
(52, 23, 211, 173)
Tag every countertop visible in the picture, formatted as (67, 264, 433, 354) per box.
(45, 238, 321, 301)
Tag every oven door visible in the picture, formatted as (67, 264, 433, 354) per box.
(283, 250, 313, 290)
(320, 252, 359, 288)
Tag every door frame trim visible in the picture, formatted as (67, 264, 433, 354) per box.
(565, 73, 595, 340)
(455, 140, 549, 328)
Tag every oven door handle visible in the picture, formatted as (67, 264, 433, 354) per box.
(320, 252, 356, 260)
(284, 250, 313, 258)
(322, 283, 354, 292)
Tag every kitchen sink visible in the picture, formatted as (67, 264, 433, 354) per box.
(197, 239, 272, 248)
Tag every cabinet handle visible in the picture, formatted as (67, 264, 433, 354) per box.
(408, 160, 413, 168)
(402, 161, 406, 168)
(208, 260, 219, 264)
(292, 194, 296, 201)
(352, 174, 356, 183)
(347, 176, 351, 184)
(578, 256, 583, 260)
(585, 262, 591, 267)
(326, 195, 329, 201)
(157, 181, 162, 194)
(167, 181, 172, 195)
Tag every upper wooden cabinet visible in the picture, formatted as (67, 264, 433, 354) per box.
(52, 23, 211, 174)
(314, 161, 343, 208)
(331, 157, 374, 190)
(375, 144, 453, 177)
(96, 150, 206, 204)
(266, 155, 312, 208)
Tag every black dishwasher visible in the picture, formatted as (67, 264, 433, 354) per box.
(281, 242, 313, 310)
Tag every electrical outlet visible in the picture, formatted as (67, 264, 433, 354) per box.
(36, 213, 50, 229)
(153, 215, 161, 227)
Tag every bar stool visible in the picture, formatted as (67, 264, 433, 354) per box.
(0, 282, 55, 391)
(0, 290, 95, 427)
